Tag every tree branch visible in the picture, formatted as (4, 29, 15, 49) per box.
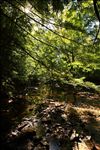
(93, 0, 100, 22)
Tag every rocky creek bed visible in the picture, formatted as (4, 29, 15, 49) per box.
(0, 91, 100, 150)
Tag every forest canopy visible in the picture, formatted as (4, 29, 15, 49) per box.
(0, 2, 100, 150)
(0, 0, 100, 96)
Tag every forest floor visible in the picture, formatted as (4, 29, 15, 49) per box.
(0, 89, 100, 150)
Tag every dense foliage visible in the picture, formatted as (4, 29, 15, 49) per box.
(0, 0, 100, 96)
(0, 2, 100, 150)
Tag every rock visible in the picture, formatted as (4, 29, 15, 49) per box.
(47, 136, 60, 150)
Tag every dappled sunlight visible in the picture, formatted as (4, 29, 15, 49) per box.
(0, 0, 100, 149)
(1, 87, 100, 149)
